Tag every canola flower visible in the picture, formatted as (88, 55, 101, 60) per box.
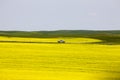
(0, 37, 120, 80)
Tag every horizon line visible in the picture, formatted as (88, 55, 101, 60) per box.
(0, 29, 120, 32)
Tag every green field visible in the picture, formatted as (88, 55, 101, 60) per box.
(0, 37, 120, 80)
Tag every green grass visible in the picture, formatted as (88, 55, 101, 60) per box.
(0, 30, 120, 44)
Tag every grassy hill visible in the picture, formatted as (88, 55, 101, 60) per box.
(0, 30, 120, 44)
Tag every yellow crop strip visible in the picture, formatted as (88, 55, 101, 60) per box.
(0, 36, 101, 43)
(0, 37, 120, 80)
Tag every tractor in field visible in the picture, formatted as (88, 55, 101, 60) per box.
(58, 40, 65, 43)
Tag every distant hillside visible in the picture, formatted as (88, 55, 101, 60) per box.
(0, 30, 120, 43)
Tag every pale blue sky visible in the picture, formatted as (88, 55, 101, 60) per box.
(0, 0, 120, 31)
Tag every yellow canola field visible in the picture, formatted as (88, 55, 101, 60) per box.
(0, 36, 101, 43)
(0, 37, 120, 80)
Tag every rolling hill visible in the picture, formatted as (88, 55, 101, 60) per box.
(0, 30, 120, 44)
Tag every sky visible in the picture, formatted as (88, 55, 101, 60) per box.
(0, 0, 120, 31)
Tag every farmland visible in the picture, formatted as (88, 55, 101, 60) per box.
(0, 36, 120, 80)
